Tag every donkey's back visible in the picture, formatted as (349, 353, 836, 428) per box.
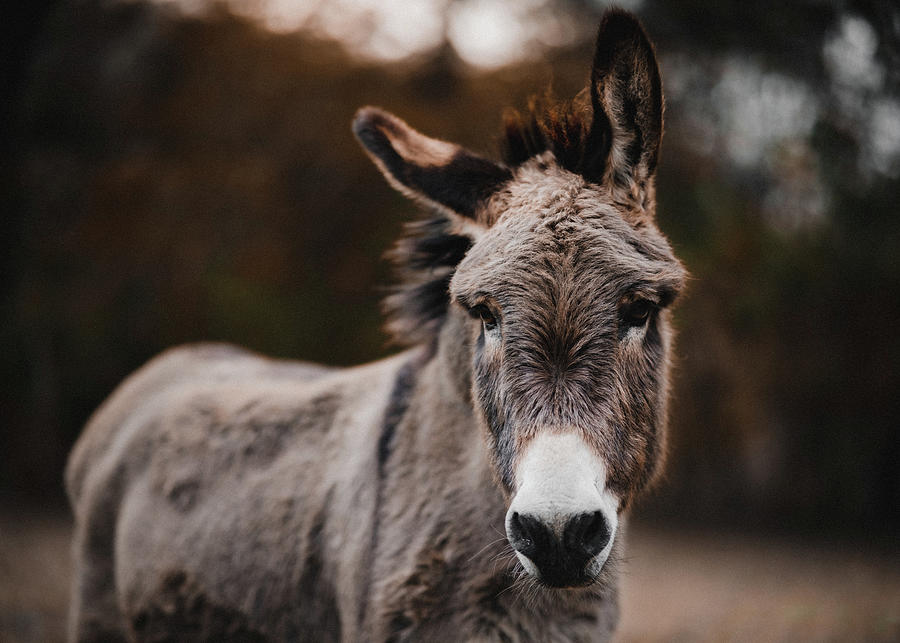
(66, 343, 331, 504)
(66, 343, 410, 641)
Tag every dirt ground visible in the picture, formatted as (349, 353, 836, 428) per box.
(1, 510, 897, 642)
(617, 525, 899, 642)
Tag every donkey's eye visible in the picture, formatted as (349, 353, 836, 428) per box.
(622, 299, 654, 328)
(471, 304, 498, 331)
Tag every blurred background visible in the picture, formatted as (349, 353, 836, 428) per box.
(1, 0, 898, 640)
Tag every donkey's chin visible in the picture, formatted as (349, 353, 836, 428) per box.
(514, 550, 612, 590)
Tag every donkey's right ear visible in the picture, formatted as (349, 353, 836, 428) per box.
(353, 107, 511, 220)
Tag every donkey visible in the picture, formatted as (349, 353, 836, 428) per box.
(66, 9, 685, 642)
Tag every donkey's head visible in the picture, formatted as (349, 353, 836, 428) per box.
(354, 10, 685, 589)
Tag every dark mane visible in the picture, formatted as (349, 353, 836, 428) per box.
(501, 91, 602, 178)
(382, 215, 472, 346)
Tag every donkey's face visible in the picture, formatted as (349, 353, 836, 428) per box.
(451, 158, 683, 587)
(355, 11, 684, 589)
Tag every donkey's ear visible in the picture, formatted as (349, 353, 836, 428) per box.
(353, 107, 511, 219)
(584, 10, 663, 188)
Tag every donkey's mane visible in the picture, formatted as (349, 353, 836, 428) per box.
(501, 91, 596, 174)
(384, 93, 597, 347)
(383, 215, 472, 346)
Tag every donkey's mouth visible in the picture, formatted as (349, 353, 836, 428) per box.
(533, 572, 598, 590)
(513, 549, 605, 589)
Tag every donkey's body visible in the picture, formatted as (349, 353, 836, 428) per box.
(67, 342, 616, 641)
(67, 11, 683, 642)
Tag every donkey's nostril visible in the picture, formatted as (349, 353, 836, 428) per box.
(507, 512, 528, 544)
(566, 510, 611, 557)
(507, 512, 543, 558)
(506, 509, 613, 587)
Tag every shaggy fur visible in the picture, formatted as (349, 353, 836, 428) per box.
(66, 10, 684, 642)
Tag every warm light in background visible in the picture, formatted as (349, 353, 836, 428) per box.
(143, 0, 900, 232)
(149, 0, 639, 67)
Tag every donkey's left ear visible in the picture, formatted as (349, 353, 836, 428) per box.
(584, 10, 663, 189)
(353, 107, 511, 220)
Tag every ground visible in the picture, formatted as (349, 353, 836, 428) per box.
(1, 509, 897, 642)
(618, 525, 899, 641)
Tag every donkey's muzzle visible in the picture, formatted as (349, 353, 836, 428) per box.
(507, 510, 611, 587)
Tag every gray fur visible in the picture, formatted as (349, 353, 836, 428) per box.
(66, 10, 683, 642)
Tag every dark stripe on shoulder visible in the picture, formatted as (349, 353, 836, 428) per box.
(377, 358, 419, 471)
(359, 349, 430, 633)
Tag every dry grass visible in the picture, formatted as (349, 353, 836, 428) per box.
(1, 510, 897, 642)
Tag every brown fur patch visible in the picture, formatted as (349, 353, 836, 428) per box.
(130, 570, 269, 642)
(380, 543, 458, 642)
